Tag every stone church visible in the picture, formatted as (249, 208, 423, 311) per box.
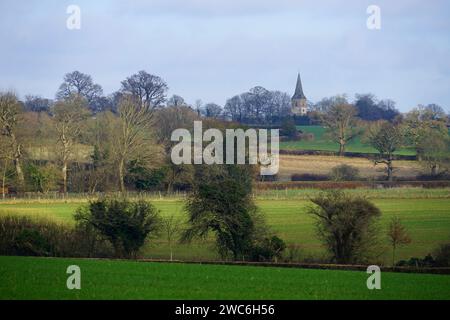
(291, 73, 308, 116)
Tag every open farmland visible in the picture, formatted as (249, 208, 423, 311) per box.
(1, 189, 449, 264)
(280, 126, 417, 155)
(277, 154, 422, 181)
(1, 256, 449, 300)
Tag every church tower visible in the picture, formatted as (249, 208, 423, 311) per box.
(291, 73, 307, 116)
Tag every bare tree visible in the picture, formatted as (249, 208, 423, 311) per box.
(120, 70, 168, 108)
(203, 103, 223, 119)
(53, 94, 90, 194)
(387, 216, 411, 266)
(155, 106, 197, 192)
(320, 103, 360, 156)
(113, 95, 164, 193)
(224, 88, 291, 124)
(167, 95, 186, 107)
(155, 106, 199, 148)
(24, 95, 53, 113)
(162, 214, 183, 261)
(267, 91, 291, 123)
(418, 131, 450, 177)
(0, 92, 25, 188)
(247, 86, 270, 123)
(402, 104, 448, 159)
(224, 95, 244, 122)
(56, 71, 103, 104)
(194, 99, 203, 117)
(368, 121, 403, 181)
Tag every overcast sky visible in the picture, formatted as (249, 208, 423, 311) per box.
(0, 0, 449, 112)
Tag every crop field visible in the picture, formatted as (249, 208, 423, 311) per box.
(277, 154, 422, 180)
(280, 126, 416, 155)
(1, 189, 449, 263)
(0, 256, 449, 300)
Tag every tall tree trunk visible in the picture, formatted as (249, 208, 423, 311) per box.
(61, 136, 70, 195)
(338, 140, 345, 156)
(11, 137, 24, 188)
(431, 164, 439, 176)
(387, 157, 394, 182)
(167, 168, 174, 194)
(62, 161, 68, 194)
(118, 158, 125, 193)
(13, 158, 24, 185)
(2, 159, 7, 200)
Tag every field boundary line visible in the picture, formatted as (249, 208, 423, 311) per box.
(6, 255, 448, 274)
(137, 259, 450, 275)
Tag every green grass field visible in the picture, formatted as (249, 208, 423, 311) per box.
(1, 189, 449, 263)
(280, 126, 416, 155)
(1, 256, 449, 300)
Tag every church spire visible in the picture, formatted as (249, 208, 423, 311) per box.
(292, 73, 306, 100)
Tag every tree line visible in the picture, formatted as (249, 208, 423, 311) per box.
(1, 70, 172, 195)
(1, 70, 449, 195)
(310, 97, 450, 181)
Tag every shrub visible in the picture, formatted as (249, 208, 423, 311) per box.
(284, 244, 302, 263)
(0, 215, 113, 257)
(396, 244, 450, 268)
(433, 243, 450, 267)
(182, 164, 286, 261)
(387, 216, 411, 266)
(0, 216, 65, 256)
(329, 164, 360, 181)
(25, 163, 59, 193)
(181, 165, 257, 260)
(307, 190, 382, 264)
(131, 166, 167, 191)
(396, 255, 435, 268)
(281, 118, 299, 140)
(416, 173, 450, 181)
(291, 173, 329, 181)
(249, 236, 286, 262)
(299, 132, 315, 141)
(74, 198, 162, 258)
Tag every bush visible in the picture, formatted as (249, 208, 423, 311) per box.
(307, 190, 382, 264)
(249, 236, 286, 262)
(433, 243, 450, 267)
(395, 243, 450, 268)
(299, 132, 314, 141)
(329, 164, 360, 181)
(284, 244, 302, 263)
(0, 215, 113, 257)
(74, 198, 162, 258)
(0, 216, 66, 256)
(281, 119, 299, 140)
(182, 165, 257, 260)
(25, 163, 59, 193)
(291, 173, 329, 181)
(416, 173, 450, 181)
(132, 167, 167, 191)
(396, 255, 436, 268)
(182, 164, 286, 261)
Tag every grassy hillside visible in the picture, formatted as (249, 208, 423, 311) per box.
(1, 256, 449, 300)
(1, 192, 449, 263)
(279, 126, 416, 155)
